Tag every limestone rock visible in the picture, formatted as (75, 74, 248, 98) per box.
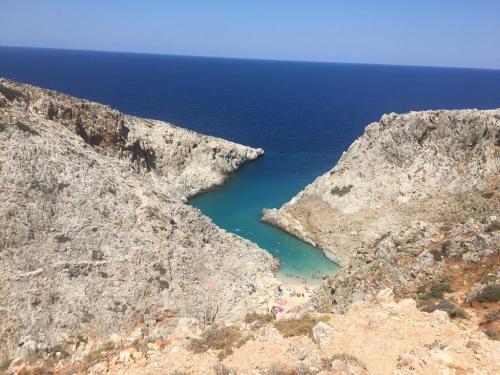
(312, 321, 333, 347)
(0, 78, 278, 360)
(262, 109, 499, 266)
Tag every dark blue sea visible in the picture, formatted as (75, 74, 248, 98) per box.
(2, 46, 500, 279)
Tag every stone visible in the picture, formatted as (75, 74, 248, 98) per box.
(173, 318, 201, 338)
(312, 321, 333, 347)
(331, 359, 347, 371)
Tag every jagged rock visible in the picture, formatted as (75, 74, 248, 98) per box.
(262, 109, 499, 266)
(262, 109, 499, 313)
(0, 79, 278, 360)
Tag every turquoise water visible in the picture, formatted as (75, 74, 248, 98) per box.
(3, 47, 500, 278)
(189, 160, 340, 279)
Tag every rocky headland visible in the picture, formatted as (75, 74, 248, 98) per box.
(263, 108, 499, 313)
(1, 80, 498, 374)
(0, 79, 278, 362)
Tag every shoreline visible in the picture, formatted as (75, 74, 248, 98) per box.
(272, 273, 324, 315)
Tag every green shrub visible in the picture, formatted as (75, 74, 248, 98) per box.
(331, 184, 353, 197)
(430, 249, 442, 261)
(475, 285, 500, 303)
(15, 122, 39, 136)
(55, 234, 71, 243)
(427, 280, 452, 299)
(0, 84, 23, 101)
(482, 328, 499, 341)
(421, 299, 468, 319)
(0, 123, 6, 132)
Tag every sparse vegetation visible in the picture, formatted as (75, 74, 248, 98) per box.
(55, 234, 71, 243)
(0, 122, 39, 135)
(0, 359, 12, 372)
(430, 249, 442, 261)
(244, 312, 275, 328)
(320, 352, 366, 371)
(421, 299, 468, 319)
(84, 341, 116, 366)
(0, 83, 23, 101)
(189, 326, 243, 359)
(273, 314, 329, 338)
(485, 220, 500, 233)
(15, 122, 40, 136)
(419, 280, 452, 300)
(213, 363, 237, 375)
(475, 285, 500, 303)
(263, 363, 297, 375)
(330, 184, 353, 197)
(482, 328, 499, 341)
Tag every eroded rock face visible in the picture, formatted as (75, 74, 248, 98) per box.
(0, 79, 277, 360)
(12, 292, 499, 375)
(262, 109, 499, 317)
(263, 109, 499, 266)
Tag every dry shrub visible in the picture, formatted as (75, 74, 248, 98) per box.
(273, 315, 329, 337)
(420, 299, 468, 319)
(189, 326, 243, 358)
(244, 312, 275, 328)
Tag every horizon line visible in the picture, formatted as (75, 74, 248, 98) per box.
(1, 44, 499, 72)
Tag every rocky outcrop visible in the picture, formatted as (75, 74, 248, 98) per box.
(263, 109, 499, 334)
(9, 290, 499, 375)
(0, 79, 277, 361)
(263, 109, 499, 266)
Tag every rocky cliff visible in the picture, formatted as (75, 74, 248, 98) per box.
(263, 110, 499, 266)
(263, 109, 499, 327)
(0, 79, 278, 361)
(2, 80, 499, 374)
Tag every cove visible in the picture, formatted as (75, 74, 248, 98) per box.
(189, 157, 340, 280)
(3, 48, 500, 280)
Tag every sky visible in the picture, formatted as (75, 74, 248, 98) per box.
(1, 0, 499, 69)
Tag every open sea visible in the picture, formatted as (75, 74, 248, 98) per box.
(2, 46, 500, 279)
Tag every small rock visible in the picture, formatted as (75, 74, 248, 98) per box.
(331, 359, 347, 371)
(312, 321, 333, 347)
(173, 317, 201, 338)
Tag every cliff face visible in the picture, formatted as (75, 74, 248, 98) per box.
(263, 109, 499, 319)
(0, 79, 278, 360)
(263, 110, 499, 265)
(1, 82, 499, 375)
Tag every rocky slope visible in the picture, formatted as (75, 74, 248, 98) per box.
(8, 290, 499, 375)
(2, 80, 499, 375)
(262, 109, 499, 266)
(0, 79, 279, 362)
(263, 108, 499, 340)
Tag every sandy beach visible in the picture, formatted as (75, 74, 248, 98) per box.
(273, 274, 324, 315)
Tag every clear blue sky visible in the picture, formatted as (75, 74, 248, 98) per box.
(1, 0, 499, 69)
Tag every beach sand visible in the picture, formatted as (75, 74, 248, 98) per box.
(273, 274, 324, 315)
